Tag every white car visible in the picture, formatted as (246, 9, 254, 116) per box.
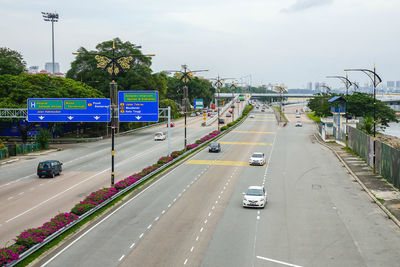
(243, 186, 267, 208)
(296, 113, 301, 118)
(249, 152, 265, 166)
(249, 114, 255, 118)
(154, 132, 166, 141)
(295, 121, 302, 127)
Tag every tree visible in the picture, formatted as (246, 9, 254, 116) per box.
(0, 73, 104, 142)
(0, 47, 26, 75)
(66, 38, 167, 97)
(307, 92, 398, 127)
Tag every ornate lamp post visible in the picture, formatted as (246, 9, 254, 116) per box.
(73, 40, 154, 186)
(211, 76, 234, 131)
(164, 65, 208, 150)
(344, 66, 382, 173)
(320, 85, 332, 94)
(227, 82, 238, 121)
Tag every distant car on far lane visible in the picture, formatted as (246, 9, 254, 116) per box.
(226, 113, 231, 117)
(242, 186, 267, 208)
(295, 121, 302, 127)
(296, 113, 301, 118)
(249, 114, 255, 118)
(154, 132, 166, 141)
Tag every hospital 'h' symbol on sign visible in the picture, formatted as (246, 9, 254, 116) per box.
(30, 102, 35, 108)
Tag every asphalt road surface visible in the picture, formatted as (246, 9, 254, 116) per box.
(37, 105, 400, 267)
(0, 100, 244, 246)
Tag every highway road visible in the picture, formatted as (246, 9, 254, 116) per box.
(0, 100, 244, 246)
(37, 104, 400, 267)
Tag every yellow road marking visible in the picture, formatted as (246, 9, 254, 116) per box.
(186, 160, 251, 167)
(220, 141, 271, 146)
(232, 131, 276, 134)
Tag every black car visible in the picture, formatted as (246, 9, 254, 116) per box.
(218, 118, 225, 124)
(209, 142, 221, 153)
(37, 160, 63, 178)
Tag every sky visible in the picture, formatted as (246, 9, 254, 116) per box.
(1, 0, 399, 89)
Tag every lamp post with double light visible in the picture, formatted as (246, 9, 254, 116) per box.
(326, 75, 353, 145)
(344, 66, 382, 173)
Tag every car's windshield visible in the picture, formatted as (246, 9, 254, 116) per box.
(210, 143, 218, 147)
(155, 133, 162, 136)
(252, 154, 263, 158)
(246, 188, 263, 196)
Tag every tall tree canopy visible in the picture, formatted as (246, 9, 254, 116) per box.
(66, 38, 167, 98)
(0, 47, 26, 75)
(0, 73, 103, 108)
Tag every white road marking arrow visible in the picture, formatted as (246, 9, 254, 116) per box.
(67, 116, 74, 120)
(94, 116, 100, 120)
(136, 116, 142, 120)
(38, 116, 45, 120)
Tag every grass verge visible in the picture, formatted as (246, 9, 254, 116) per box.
(306, 111, 321, 123)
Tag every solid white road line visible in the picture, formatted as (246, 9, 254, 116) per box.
(256, 256, 303, 267)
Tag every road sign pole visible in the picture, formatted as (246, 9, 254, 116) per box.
(168, 106, 171, 156)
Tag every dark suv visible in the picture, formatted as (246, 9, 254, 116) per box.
(209, 142, 221, 153)
(37, 160, 63, 178)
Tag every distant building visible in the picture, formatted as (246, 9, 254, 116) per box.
(45, 62, 60, 74)
(314, 82, 320, 91)
(396, 81, 400, 88)
(307, 82, 312, 90)
(387, 81, 395, 88)
(28, 66, 39, 74)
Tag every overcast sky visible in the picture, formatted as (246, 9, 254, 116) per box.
(1, 0, 399, 88)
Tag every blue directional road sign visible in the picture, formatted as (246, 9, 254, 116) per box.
(27, 98, 111, 122)
(118, 91, 159, 122)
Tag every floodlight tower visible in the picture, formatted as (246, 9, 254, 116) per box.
(42, 12, 59, 75)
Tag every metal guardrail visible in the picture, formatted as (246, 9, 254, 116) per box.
(8, 107, 251, 266)
(0, 109, 27, 118)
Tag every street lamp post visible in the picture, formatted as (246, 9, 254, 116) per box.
(320, 85, 332, 94)
(227, 82, 237, 122)
(73, 40, 154, 186)
(274, 85, 287, 124)
(211, 76, 234, 131)
(344, 66, 382, 173)
(326, 75, 353, 145)
(164, 65, 208, 150)
(42, 12, 59, 75)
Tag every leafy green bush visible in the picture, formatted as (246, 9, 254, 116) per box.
(220, 126, 229, 131)
(36, 128, 50, 149)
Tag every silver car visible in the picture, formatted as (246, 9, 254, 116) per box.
(243, 186, 267, 208)
(249, 152, 265, 166)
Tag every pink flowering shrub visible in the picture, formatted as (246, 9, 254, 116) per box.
(0, 248, 20, 266)
(71, 188, 118, 216)
(157, 156, 173, 165)
(171, 150, 183, 158)
(15, 213, 78, 248)
(186, 144, 199, 150)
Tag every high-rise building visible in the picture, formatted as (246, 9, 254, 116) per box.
(314, 82, 320, 91)
(45, 62, 60, 74)
(387, 81, 395, 88)
(396, 81, 400, 88)
(307, 82, 312, 90)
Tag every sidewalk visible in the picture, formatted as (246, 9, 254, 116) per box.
(315, 134, 400, 228)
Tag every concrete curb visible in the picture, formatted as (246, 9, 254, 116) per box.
(313, 133, 400, 229)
